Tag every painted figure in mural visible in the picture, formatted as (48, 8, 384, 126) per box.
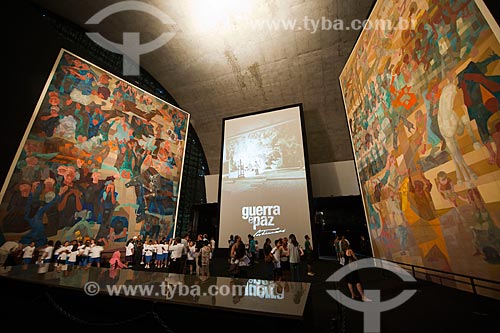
(408, 168, 436, 221)
(109, 216, 129, 243)
(435, 171, 469, 208)
(2, 183, 32, 233)
(81, 170, 116, 222)
(387, 190, 409, 254)
(437, 80, 478, 184)
(40, 92, 61, 137)
(21, 182, 63, 247)
(95, 179, 118, 241)
(88, 107, 106, 139)
(41, 176, 60, 236)
(423, 77, 447, 158)
(125, 175, 147, 222)
(457, 53, 500, 166)
(115, 140, 134, 179)
(57, 165, 83, 229)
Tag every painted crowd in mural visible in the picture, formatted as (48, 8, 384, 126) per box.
(340, 0, 500, 281)
(0, 50, 189, 249)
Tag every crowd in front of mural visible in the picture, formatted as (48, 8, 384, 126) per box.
(341, 0, 500, 278)
(0, 231, 323, 284)
(0, 233, 215, 276)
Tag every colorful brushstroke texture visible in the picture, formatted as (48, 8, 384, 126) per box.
(0, 50, 189, 249)
(340, 0, 500, 284)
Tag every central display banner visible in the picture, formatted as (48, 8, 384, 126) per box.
(218, 104, 313, 248)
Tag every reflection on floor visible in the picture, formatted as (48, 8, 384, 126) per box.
(1, 255, 499, 333)
(0, 264, 310, 318)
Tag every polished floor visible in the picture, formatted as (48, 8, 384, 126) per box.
(1, 253, 499, 333)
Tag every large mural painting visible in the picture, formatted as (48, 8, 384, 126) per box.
(340, 0, 500, 288)
(0, 49, 189, 248)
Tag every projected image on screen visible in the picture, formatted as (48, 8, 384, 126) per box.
(218, 105, 312, 248)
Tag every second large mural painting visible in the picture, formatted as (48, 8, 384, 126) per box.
(340, 0, 500, 283)
(0, 49, 189, 248)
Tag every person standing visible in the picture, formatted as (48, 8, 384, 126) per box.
(41, 240, 54, 264)
(263, 238, 274, 279)
(227, 235, 235, 263)
(359, 235, 371, 257)
(0, 241, 22, 267)
(338, 235, 350, 265)
(230, 235, 249, 278)
(333, 235, 341, 261)
(304, 235, 315, 276)
(248, 234, 256, 265)
(143, 240, 154, 269)
(345, 245, 371, 301)
(288, 234, 304, 281)
(88, 239, 104, 268)
(280, 237, 290, 280)
(186, 240, 197, 274)
(21, 241, 36, 265)
(125, 238, 135, 267)
(209, 236, 216, 260)
(133, 240, 144, 269)
(169, 237, 185, 273)
(271, 239, 283, 281)
(200, 240, 211, 277)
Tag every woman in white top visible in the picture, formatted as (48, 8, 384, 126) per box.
(271, 239, 283, 281)
(155, 240, 166, 269)
(56, 241, 71, 272)
(22, 242, 36, 265)
(186, 241, 196, 274)
(41, 240, 54, 264)
(143, 240, 155, 269)
(67, 242, 79, 267)
(88, 240, 104, 268)
(169, 237, 185, 273)
(125, 239, 135, 267)
(288, 234, 304, 282)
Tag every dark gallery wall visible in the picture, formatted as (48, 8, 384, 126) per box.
(3, 1, 66, 184)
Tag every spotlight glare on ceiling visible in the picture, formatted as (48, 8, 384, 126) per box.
(188, 0, 253, 32)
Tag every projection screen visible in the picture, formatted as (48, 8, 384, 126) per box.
(218, 104, 313, 248)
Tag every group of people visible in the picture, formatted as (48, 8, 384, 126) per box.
(0, 238, 106, 272)
(227, 233, 315, 282)
(0, 232, 218, 279)
(2, 230, 375, 302)
(123, 233, 216, 276)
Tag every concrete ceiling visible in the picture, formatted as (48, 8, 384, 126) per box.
(31, 0, 376, 173)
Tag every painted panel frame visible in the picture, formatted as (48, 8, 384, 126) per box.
(0, 49, 189, 249)
(339, 0, 500, 292)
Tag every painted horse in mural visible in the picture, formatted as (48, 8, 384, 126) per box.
(437, 82, 479, 184)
